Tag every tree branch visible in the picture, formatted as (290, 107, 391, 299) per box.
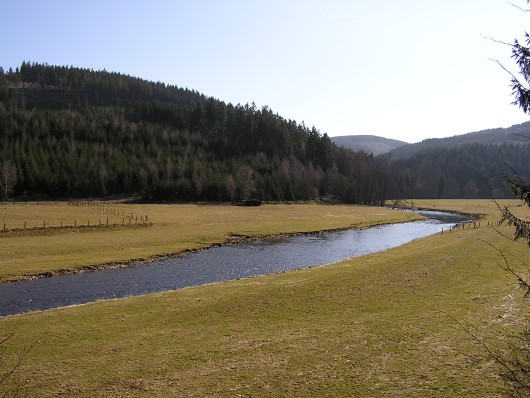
(482, 34, 514, 47)
(0, 326, 37, 388)
(442, 311, 530, 393)
(481, 240, 530, 296)
(509, 1, 530, 13)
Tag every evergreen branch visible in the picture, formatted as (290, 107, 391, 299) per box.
(490, 58, 520, 81)
(481, 240, 530, 297)
(500, 206, 530, 245)
(489, 59, 530, 111)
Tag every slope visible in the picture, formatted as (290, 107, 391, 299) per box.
(388, 121, 530, 159)
(331, 134, 407, 155)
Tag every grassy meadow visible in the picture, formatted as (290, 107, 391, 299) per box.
(0, 199, 528, 397)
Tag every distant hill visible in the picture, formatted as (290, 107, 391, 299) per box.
(387, 121, 530, 159)
(331, 135, 408, 155)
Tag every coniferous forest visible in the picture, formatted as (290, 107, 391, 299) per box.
(0, 62, 388, 203)
(0, 62, 528, 203)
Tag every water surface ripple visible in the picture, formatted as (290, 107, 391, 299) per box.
(0, 210, 471, 316)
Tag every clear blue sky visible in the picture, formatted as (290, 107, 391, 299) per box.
(2, 0, 529, 143)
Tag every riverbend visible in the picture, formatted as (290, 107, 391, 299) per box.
(0, 210, 471, 316)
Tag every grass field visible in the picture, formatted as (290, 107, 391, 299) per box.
(0, 199, 527, 397)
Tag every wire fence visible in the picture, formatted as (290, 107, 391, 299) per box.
(0, 201, 150, 233)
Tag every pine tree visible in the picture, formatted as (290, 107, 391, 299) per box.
(492, 3, 530, 394)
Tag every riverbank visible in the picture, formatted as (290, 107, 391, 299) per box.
(0, 202, 422, 282)
(0, 199, 526, 396)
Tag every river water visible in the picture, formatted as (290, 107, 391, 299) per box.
(0, 210, 471, 316)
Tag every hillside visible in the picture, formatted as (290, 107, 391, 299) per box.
(383, 121, 530, 199)
(387, 121, 530, 159)
(0, 62, 387, 204)
(331, 134, 407, 155)
(386, 142, 530, 199)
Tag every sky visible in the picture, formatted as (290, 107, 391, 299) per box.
(2, 0, 530, 143)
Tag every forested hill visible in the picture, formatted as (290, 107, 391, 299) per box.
(385, 122, 530, 200)
(388, 142, 530, 199)
(387, 121, 530, 159)
(331, 135, 407, 155)
(0, 62, 387, 204)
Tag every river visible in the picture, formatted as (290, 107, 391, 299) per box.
(0, 210, 472, 316)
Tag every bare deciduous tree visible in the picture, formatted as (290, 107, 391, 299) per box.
(226, 175, 236, 202)
(235, 166, 254, 201)
(0, 160, 16, 201)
